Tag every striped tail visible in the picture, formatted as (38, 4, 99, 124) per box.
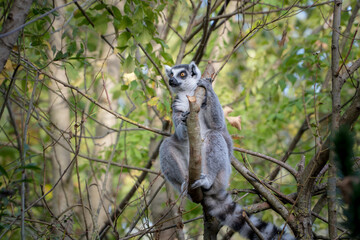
(203, 189, 296, 240)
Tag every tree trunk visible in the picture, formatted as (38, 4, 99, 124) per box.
(47, 0, 73, 235)
(85, 27, 119, 235)
(328, 1, 342, 239)
(0, 0, 33, 72)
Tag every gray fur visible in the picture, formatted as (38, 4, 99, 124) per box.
(159, 62, 296, 240)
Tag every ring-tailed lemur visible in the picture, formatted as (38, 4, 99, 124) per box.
(159, 62, 296, 240)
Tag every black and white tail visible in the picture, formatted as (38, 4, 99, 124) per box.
(203, 189, 296, 240)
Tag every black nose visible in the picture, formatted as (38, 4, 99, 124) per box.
(169, 78, 180, 87)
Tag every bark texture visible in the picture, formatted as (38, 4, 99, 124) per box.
(0, 0, 33, 72)
(328, 1, 343, 238)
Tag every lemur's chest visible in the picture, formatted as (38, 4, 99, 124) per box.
(173, 93, 192, 113)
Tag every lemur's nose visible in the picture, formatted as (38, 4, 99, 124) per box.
(169, 78, 180, 87)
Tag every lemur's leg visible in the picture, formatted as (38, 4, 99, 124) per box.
(191, 130, 230, 190)
(160, 137, 189, 193)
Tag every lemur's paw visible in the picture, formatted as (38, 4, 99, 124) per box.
(181, 111, 190, 124)
(191, 174, 212, 190)
(197, 78, 212, 88)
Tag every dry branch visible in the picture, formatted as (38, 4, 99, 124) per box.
(98, 140, 162, 238)
(185, 62, 219, 239)
(234, 147, 297, 178)
(242, 211, 265, 240)
(230, 156, 298, 235)
(186, 94, 203, 203)
(186, 62, 215, 202)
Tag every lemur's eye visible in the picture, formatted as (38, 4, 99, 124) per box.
(180, 72, 185, 77)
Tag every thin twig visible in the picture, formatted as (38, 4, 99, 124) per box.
(234, 147, 298, 178)
(242, 211, 265, 240)
(0, 64, 20, 121)
(20, 73, 39, 240)
(98, 140, 162, 238)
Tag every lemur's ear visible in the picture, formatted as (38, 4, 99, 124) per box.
(189, 61, 201, 78)
(165, 65, 171, 77)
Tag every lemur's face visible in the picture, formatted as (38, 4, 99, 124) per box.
(165, 61, 201, 93)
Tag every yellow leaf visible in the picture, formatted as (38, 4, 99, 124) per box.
(4, 59, 13, 71)
(38, 74, 45, 80)
(72, 77, 83, 87)
(147, 97, 159, 107)
(44, 41, 51, 51)
(0, 73, 6, 85)
(44, 184, 53, 200)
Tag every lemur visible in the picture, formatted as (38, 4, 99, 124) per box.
(159, 62, 296, 240)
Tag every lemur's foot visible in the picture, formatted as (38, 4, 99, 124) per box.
(191, 174, 212, 190)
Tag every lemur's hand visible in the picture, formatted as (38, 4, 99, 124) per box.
(197, 78, 212, 88)
(181, 111, 190, 125)
(197, 78, 212, 108)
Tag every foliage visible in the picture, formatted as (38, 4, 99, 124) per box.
(0, 0, 359, 239)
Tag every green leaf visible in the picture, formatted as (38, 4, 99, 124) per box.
(286, 74, 297, 85)
(111, 6, 122, 20)
(54, 51, 65, 61)
(121, 85, 129, 90)
(156, 4, 165, 12)
(91, 3, 107, 10)
(135, 31, 152, 45)
(123, 55, 135, 73)
(118, 16, 132, 30)
(112, 90, 121, 99)
(67, 41, 77, 55)
(146, 85, 155, 96)
(147, 97, 159, 106)
(278, 79, 286, 91)
(154, 38, 168, 49)
(0, 165, 9, 178)
(94, 13, 109, 34)
(19, 163, 41, 171)
(117, 31, 131, 48)
(160, 51, 174, 65)
(130, 80, 138, 90)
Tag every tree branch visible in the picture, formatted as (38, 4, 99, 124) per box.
(328, 1, 342, 238)
(230, 156, 298, 235)
(234, 147, 298, 178)
(98, 140, 162, 238)
(186, 93, 204, 203)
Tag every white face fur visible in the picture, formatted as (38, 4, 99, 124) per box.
(165, 61, 201, 94)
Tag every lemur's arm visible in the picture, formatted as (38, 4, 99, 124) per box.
(172, 109, 190, 141)
(197, 78, 226, 130)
